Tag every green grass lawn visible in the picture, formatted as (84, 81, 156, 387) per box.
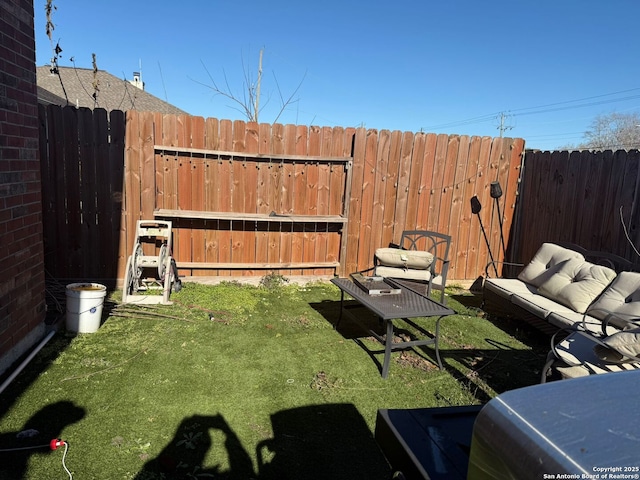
(0, 278, 549, 479)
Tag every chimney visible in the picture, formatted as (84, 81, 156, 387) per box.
(129, 71, 144, 90)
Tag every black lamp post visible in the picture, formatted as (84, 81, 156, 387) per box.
(471, 195, 498, 276)
(490, 181, 507, 258)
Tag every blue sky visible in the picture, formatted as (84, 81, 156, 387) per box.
(34, 0, 640, 151)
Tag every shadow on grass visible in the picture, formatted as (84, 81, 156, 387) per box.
(0, 400, 86, 479)
(135, 404, 391, 480)
(134, 413, 255, 479)
(0, 330, 75, 420)
(0, 280, 121, 422)
(310, 299, 415, 377)
(0, 284, 116, 478)
(449, 292, 550, 350)
(310, 298, 549, 402)
(448, 292, 551, 395)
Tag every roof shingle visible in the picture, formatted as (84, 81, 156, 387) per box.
(36, 66, 188, 115)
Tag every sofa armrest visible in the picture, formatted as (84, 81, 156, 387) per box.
(484, 261, 524, 279)
(601, 314, 640, 333)
(584, 306, 640, 336)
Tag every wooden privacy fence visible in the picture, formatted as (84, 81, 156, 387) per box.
(515, 149, 640, 266)
(39, 104, 125, 281)
(39, 106, 525, 282)
(123, 111, 524, 280)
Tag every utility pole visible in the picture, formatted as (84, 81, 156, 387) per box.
(497, 112, 514, 137)
(254, 49, 263, 123)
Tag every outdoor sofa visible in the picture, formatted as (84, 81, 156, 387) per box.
(482, 242, 640, 379)
(482, 242, 640, 334)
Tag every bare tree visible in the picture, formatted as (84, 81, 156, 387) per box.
(566, 112, 640, 151)
(196, 49, 306, 124)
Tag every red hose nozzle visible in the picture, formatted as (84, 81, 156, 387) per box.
(49, 438, 65, 450)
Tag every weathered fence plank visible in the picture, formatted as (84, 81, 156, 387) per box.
(242, 121, 260, 276)
(348, 127, 369, 275)
(204, 118, 220, 274)
(63, 107, 81, 274)
(190, 116, 206, 274)
(367, 131, 385, 259)
(281, 124, 297, 273)
(110, 109, 126, 279)
(39, 104, 58, 275)
(502, 138, 524, 264)
(289, 125, 308, 276)
(255, 123, 271, 274)
(416, 133, 437, 232)
(382, 130, 402, 248)
(427, 134, 448, 232)
(404, 132, 426, 232)
(448, 135, 470, 280)
(392, 131, 414, 243)
(460, 136, 483, 279)
(93, 108, 111, 274)
(218, 119, 233, 275)
(437, 135, 459, 256)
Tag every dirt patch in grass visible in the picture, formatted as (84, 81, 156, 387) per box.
(310, 370, 342, 391)
(396, 351, 438, 372)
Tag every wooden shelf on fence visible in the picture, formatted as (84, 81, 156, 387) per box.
(154, 209, 348, 224)
(176, 261, 340, 270)
(154, 145, 353, 164)
(152, 143, 353, 275)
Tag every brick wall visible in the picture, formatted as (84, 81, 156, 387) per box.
(0, 0, 46, 376)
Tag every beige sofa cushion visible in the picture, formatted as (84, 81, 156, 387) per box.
(587, 271, 640, 329)
(537, 259, 616, 314)
(518, 243, 584, 288)
(375, 248, 434, 270)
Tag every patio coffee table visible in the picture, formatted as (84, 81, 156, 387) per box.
(331, 277, 455, 378)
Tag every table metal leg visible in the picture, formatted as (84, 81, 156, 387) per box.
(434, 316, 444, 370)
(335, 290, 345, 330)
(381, 319, 394, 379)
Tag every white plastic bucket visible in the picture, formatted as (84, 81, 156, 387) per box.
(65, 283, 107, 333)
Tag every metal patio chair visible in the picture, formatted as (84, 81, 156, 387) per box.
(370, 230, 452, 304)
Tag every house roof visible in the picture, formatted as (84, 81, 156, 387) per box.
(36, 66, 188, 115)
(37, 85, 67, 106)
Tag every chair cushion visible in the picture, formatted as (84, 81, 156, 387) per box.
(550, 332, 640, 379)
(537, 259, 616, 314)
(518, 243, 585, 288)
(587, 271, 640, 329)
(374, 265, 432, 282)
(594, 328, 640, 363)
(375, 248, 434, 270)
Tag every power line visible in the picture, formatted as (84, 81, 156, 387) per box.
(514, 94, 640, 117)
(508, 87, 640, 113)
(422, 87, 640, 131)
(525, 131, 585, 139)
(422, 112, 500, 130)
